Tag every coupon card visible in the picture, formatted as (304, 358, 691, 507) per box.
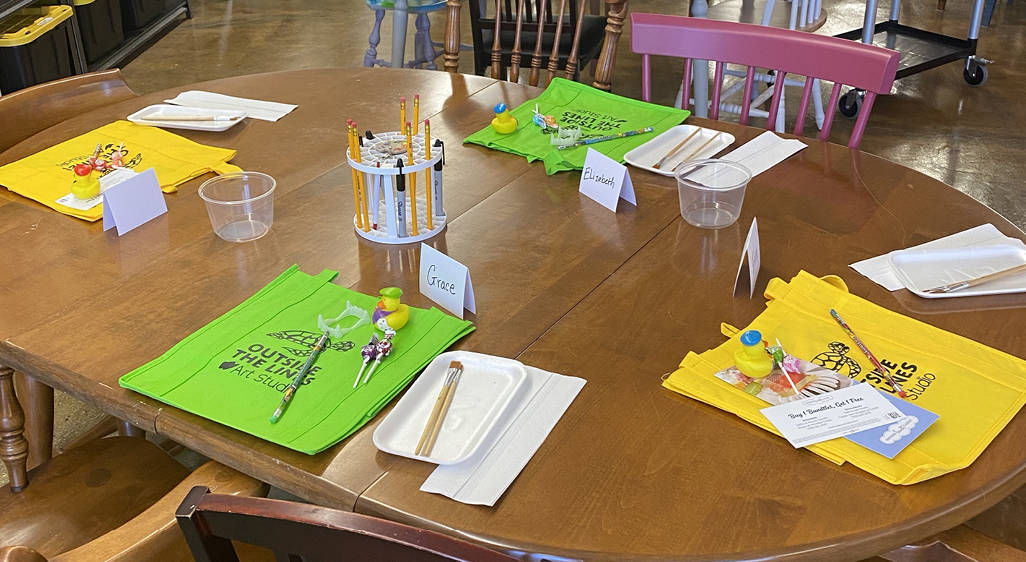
(761, 383, 905, 448)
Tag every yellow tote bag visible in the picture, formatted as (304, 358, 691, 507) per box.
(664, 271, 1026, 485)
(0, 120, 242, 221)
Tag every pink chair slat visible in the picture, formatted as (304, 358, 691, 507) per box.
(710, 61, 725, 120)
(739, 66, 755, 126)
(681, 59, 692, 111)
(818, 81, 844, 141)
(794, 76, 814, 136)
(850, 91, 877, 148)
(765, 70, 786, 131)
(630, 12, 899, 148)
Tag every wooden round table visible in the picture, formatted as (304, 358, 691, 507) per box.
(2, 68, 1026, 561)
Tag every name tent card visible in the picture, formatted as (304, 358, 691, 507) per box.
(420, 243, 477, 319)
(578, 148, 636, 213)
(733, 218, 761, 298)
(102, 168, 167, 236)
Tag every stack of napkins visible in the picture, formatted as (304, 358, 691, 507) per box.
(850, 224, 1016, 291)
(420, 365, 585, 506)
(165, 91, 298, 122)
(720, 130, 807, 177)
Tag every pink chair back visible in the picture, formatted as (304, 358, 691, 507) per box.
(630, 13, 899, 148)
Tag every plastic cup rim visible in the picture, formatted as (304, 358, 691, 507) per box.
(674, 159, 753, 192)
(198, 171, 276, 205)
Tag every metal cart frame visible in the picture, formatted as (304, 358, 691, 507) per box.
(833, 0, 991, 116)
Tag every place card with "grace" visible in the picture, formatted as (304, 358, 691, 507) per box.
(420, 243, 477, 319)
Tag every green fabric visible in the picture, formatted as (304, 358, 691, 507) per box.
(119, 266, 474, 454)
(464, 78, 689, 174)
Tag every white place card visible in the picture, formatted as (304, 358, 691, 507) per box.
(578, 148, 636, 213)
(102, 168, 167, 236)
(760, 383, 905, 449)
(734, 218, 761, 298)
(420, 243, 476, 319)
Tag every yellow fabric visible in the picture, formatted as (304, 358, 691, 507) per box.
(0, 121, 241, 221)
(663, 271, 1026, 485)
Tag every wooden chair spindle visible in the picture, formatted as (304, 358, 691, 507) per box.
(710, 61, 725, 120)
(529, 0, 549, 85)
(0, 366, 29, 492)
(793, 75, 814, 136)
(510, 0, 525, 83)
(491, 0, 504, 79)
(443, 0, 463, 73)
(563, 0, 587, 79)
(681, 58, 692, 111)
(766, 69, 787, 131)
(818, 81, 843, 141)
(545, 0, 568, 85)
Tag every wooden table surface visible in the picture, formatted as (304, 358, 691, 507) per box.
(3, 67, 1026, 560)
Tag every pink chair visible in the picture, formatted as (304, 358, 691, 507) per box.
(631, 13, 899, 148)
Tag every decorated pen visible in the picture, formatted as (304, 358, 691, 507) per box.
(829, 309, 907, 398)
(556, 127, 655, 150)
(270, 332, 328, 423)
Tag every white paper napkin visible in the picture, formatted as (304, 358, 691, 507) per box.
(420, 366, 585, 506)
(164, 91, 297, 122)
(850, 224, 1013, 291)
(719, 130, 807, 177)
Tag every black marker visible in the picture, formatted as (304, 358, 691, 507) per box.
(365, 130, 375, 140)
(396, 158, 407, 237)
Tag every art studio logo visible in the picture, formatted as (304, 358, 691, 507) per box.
(812, 341, 938, 400)
(214, 332, 356, 394)
(57, 142, 143, 174)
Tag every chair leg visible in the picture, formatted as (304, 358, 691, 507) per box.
(13, 373, 52, 470)
(0, 366, 29, 492)
(365, 9, 386, 67)
(982, 0, 997, 25)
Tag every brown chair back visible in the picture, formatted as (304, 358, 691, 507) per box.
(0, 69, 137, 154)
(176, 486, 518, 561)
(444, 0, 628, 90)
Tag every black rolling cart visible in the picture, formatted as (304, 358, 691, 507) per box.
(833, 0, 991, 117)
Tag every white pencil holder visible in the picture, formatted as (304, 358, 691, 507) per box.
(347, 130, 446, 244)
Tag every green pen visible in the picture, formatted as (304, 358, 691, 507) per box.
(270, 331, 329, 423)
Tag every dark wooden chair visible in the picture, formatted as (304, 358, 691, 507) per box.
(0, 69, 137, 154)
(0, 367, 267, 561)
(444, 0, 629, 91)
(176, 486, 519, 561)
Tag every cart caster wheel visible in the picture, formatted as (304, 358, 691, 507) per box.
(964, 64, 988, 86)
(838, 90, 862, 119)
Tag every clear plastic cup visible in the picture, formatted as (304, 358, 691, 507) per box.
(674, 159, 752, 229)
(198, 172, 276, 242)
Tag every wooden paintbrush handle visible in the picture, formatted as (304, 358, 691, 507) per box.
(422, 382, 458, 456)
(416, 385, 449, 455)
(967, 263, 1026, 287)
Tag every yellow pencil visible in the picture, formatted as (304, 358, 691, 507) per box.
(400, 96, 406, 133)
(347, 122, 364, 230)
(424, 119, 433, 230)
(413, 94, 420, 135)
(352, 122, 370, 231)
(406, 122, 418, 235)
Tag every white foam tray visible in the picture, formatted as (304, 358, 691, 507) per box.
(889, 242, 1026, 298)
(127, 104, 247, 132)
(624, 124, 734, 176)
(374, 351, 527, 465)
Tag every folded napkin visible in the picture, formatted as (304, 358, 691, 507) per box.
(719, 130, 807, 177)
(850, 224, 1012, 291)
(165, 91, 298, 122)
(420, 365, 585, 506)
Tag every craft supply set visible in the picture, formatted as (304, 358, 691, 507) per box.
(347, 94, 447, 245)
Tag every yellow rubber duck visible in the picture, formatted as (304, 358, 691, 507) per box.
(373, 287, 410, 332)
(490, 103, 518, 134)
(70, 163, 100, 200)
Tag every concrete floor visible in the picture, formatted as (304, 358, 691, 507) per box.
(6, 0, 1026, 542)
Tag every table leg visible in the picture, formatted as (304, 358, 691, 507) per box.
(13, 372, 52, 470)
(0, 365, 28, 492)
(365, 9, 385, 67)
(391, 0, 410, 69)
